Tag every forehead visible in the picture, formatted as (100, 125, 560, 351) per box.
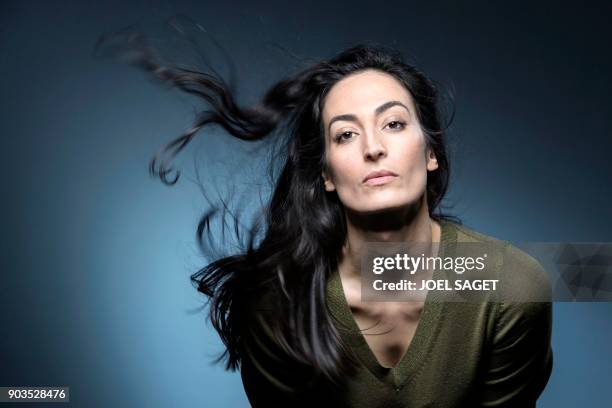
(322, 69, 414, 122)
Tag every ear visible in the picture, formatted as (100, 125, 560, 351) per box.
(321, 170, 336, 192)
(426, 148, 439, 172)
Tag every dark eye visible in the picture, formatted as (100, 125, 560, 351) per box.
(386, 120, 406, 130)
(334, 131, 355, 143)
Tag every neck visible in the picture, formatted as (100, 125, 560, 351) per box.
(339, 194, 441, 278)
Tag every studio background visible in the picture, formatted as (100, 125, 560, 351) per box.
(2, 0, 611, 407)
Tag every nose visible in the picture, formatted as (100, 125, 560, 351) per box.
(363, 130, 387, 161)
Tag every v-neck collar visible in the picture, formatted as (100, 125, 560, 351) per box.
(326, 218, 458, 389)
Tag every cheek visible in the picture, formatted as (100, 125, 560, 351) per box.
(394, 133, 428, 171)
(334, 158, 360, 189)
(327, 152, 359, 185)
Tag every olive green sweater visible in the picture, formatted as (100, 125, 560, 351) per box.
(240, 219, 553, 407)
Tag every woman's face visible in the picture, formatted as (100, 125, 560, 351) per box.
(321, 69, 438, 214)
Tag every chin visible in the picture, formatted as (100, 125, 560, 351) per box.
(353, 200, 416, 215)
(348, 192, 424, 215)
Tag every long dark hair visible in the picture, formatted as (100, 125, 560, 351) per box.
(97, 29, 458, 385)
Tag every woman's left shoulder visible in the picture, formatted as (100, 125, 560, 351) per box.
(450, 221, 552, 302)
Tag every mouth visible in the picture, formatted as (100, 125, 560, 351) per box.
(363, 175, 398, 186)
(363, 169, 399, 186)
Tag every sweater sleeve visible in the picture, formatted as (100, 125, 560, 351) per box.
(476, 244, 554, 407)
(476, 301, 554, 407)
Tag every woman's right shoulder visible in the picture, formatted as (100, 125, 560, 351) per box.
(241, 285, 283, 340)
(245, 284, 278, 314)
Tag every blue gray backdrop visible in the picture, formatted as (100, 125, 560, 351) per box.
(2, 0, 611, 407)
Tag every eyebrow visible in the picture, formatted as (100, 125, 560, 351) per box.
(327, 100, 411, 133)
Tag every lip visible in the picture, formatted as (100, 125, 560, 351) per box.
(363, 169, 399, 185)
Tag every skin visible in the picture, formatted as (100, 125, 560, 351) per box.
(320, 68, 442, 368)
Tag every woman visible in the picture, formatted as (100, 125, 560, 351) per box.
(121, 40, 553, 406)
